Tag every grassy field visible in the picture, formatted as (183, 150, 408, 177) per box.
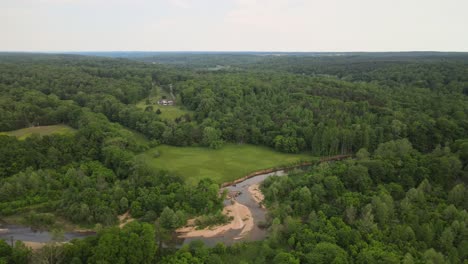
(154, 106, 190, 120)
(140, 144, 313, 185)
(120, 127, 149, 145)
(0, 125, 76, 140)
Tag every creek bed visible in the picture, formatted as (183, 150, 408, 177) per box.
(180, 170, 287, 246)
(0, 225, 93, 246)
(1, 168, 303, 247)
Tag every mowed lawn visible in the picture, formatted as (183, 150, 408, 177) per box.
(141, 144, 313, 185)
(0, 125, 76, 140)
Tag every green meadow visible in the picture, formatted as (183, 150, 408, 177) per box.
(152, 105, 191, 120)
(120, 127, 150, 145)
(0, 125, 76, 140)
(140, 144, 313, 185)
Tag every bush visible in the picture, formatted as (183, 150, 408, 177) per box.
(195, 212, 232, 229)
(153, 150, 161, 158)
(25, 212, 55, 228)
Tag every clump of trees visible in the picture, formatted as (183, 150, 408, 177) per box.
(0, 102, 223, 227)
(256, 140, 467, 263)
(0, 240, 31, 264)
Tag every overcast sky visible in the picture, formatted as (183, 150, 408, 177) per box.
(1, 0, 467, 52)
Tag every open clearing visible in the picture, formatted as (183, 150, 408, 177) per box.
(141, 144, 312, 185)
(0, 125, 76, 139)
(136, 98, 191, 120)
(136, 85, 192, 120)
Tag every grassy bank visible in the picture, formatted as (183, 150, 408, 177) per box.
(140, 144, 313, 185)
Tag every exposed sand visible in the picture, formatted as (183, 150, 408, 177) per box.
(248, 184, 265, 208)
(23, 241, 70, 250)
(23, 241, 46, 250)
(118, 211, 135, 228)
(177, 201, 253, 238)
(234, 211, 253, 240)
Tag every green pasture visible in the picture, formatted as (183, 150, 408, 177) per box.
(140, 144, 313, 185)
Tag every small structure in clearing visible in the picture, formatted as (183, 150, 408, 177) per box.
(157, 99, 175, 106)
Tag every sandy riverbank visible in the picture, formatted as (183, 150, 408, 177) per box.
(23, 241, 46, 250)
(177, 201, 253, 238)
(23, 241, 71, 250)
(248, 184, 265, 208)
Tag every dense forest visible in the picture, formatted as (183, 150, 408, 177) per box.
(0, 52, 467, 263)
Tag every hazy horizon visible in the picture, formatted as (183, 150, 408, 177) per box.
(3, 50, 468, 53)
(2, 0, 468, 52)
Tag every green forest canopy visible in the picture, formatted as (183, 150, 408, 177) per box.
(0, 52, 467, 263)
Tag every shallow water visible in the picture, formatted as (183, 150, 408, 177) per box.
(0, 225, 92, 245)
(0, 169, 290, 247)
(180, 170, 287, 246)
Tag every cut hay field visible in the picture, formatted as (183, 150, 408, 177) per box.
(0, 125, 76, 139)
(140, 144, 313, 185)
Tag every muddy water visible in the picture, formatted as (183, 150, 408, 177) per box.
(0, 225, 93, 245)
(181, 170, 287, 246)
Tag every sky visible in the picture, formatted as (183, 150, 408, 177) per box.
(1, 0, 467, 52)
